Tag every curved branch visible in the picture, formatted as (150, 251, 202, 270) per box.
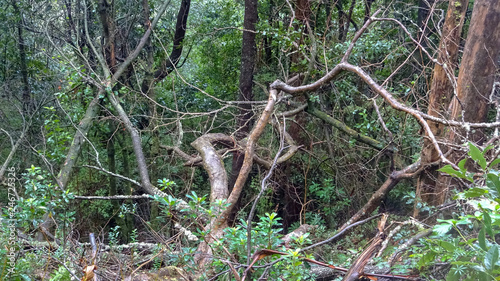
(214, 90, 278, 230)
(191, 133, 233, 202)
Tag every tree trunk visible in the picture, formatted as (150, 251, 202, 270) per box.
(364, 0, 375, 23)
(296, 0, 311, 22)
(98, 0, 117, 71)
(117, 133, 134, 240)
(415, 0, 468, 217)
(416, 0, 434, 50)
(337, 0, 346, 41)
(12, 0, 32, 113)
(107, 122, 131, 242)
(434, 0, 500, 201)
(342, 0, 357, 40)
(57, 90, 102, 189)
(228, 0, 258, 220)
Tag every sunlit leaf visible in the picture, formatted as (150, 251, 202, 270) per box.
(434, 223, 453, 236)
(469, 143, 487, 170)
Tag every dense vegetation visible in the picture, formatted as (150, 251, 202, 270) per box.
(0, 0, 499, 280)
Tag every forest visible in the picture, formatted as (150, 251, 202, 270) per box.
(0, 0, 499, 280)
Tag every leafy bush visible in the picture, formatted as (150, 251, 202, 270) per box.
(418, 143, 500, 280)
(13, 166, 75, 232)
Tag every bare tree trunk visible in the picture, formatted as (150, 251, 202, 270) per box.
(415, 0, 468, 217)
(337, 0, 346, 41)
(57, 91, 102, 189)
(192, 0, 265, 260)
(364, 0, 375, 23)
(228, 0, 258, 222)
(342, 0, 357, 40)
(37, 0, 172, 241)
(416, 0, 435, 52)
(432, 0, 500, 205)
(107, 121, 131, 242)
(194, 89, 278, 267)
(98, 0, 117, 71)
(12, 0, 32, 113)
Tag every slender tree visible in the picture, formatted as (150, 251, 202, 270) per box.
(415, 0, 469, 216)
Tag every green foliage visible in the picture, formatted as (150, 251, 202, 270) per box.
(0, 251, 42, 281)
(154, 190, 317, 280)
(86, 188, 114, 219)
(158, 178, 177, 192)
(109, 225, 121, 245)
(403, 190, 435, 215)
(42, 107, 73, 162)
(224, 213, 283, 256)
(50, 265, 72, 281)
(417, 143, 500, 280)
(352, 108, 379, 135)
(11, 166, 75, 232)
(309, 179, 350, 228)
(214, 212, 314, 280)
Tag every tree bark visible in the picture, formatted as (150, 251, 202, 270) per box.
(416, 0, 435, 52)
(433, 0, 500, 205)
(337, 0, 346, 41)
(98, 0, 117, 71)
(149, 0, 191, 84)
(415, 0, 468, 216)
(57, 91, 102, 189)
(364, 0, 375, 23)
(12, 0, 32, 113)
(228, 0, 258, 222)
(342, 0, 357, 40)
(194, 89, 278, 267)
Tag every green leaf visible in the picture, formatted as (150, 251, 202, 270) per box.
(469, 143, 487, 170)
(446, 267, 461, 281)
(484, 212, 494, 238)
(484, 244, 499, 271)
(418, 251, 436, 268)
(489, 158, 500, 168)
(464, 187, 488, 198)
(458, 159, 467, 172)
(434, 223, 453, 235)
(487, 173, 500, 195)
(479, 228, 487, 251)
(438, 165, 466, 179)
(438, 240, 456, 252)
(472, 264, 488, 274)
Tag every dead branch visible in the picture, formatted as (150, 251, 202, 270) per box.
(194, 89, 279, 267)
(339, 160, 421, 231)
(377, 219, 427, 258)
(220, 89, 278, 222)
(389, 229, 432, 267)
(342, 214, 388, 281)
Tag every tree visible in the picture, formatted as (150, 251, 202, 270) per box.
(416, 0, 469, 217)
(417, 0, 500, 215)
(3, 0, 500, 279)
(434, 0, 500, 206)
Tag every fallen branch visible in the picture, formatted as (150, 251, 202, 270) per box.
(342, 214, 387, 281)
(389, 229, 432, 267)
(339, 160, 421, 231)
